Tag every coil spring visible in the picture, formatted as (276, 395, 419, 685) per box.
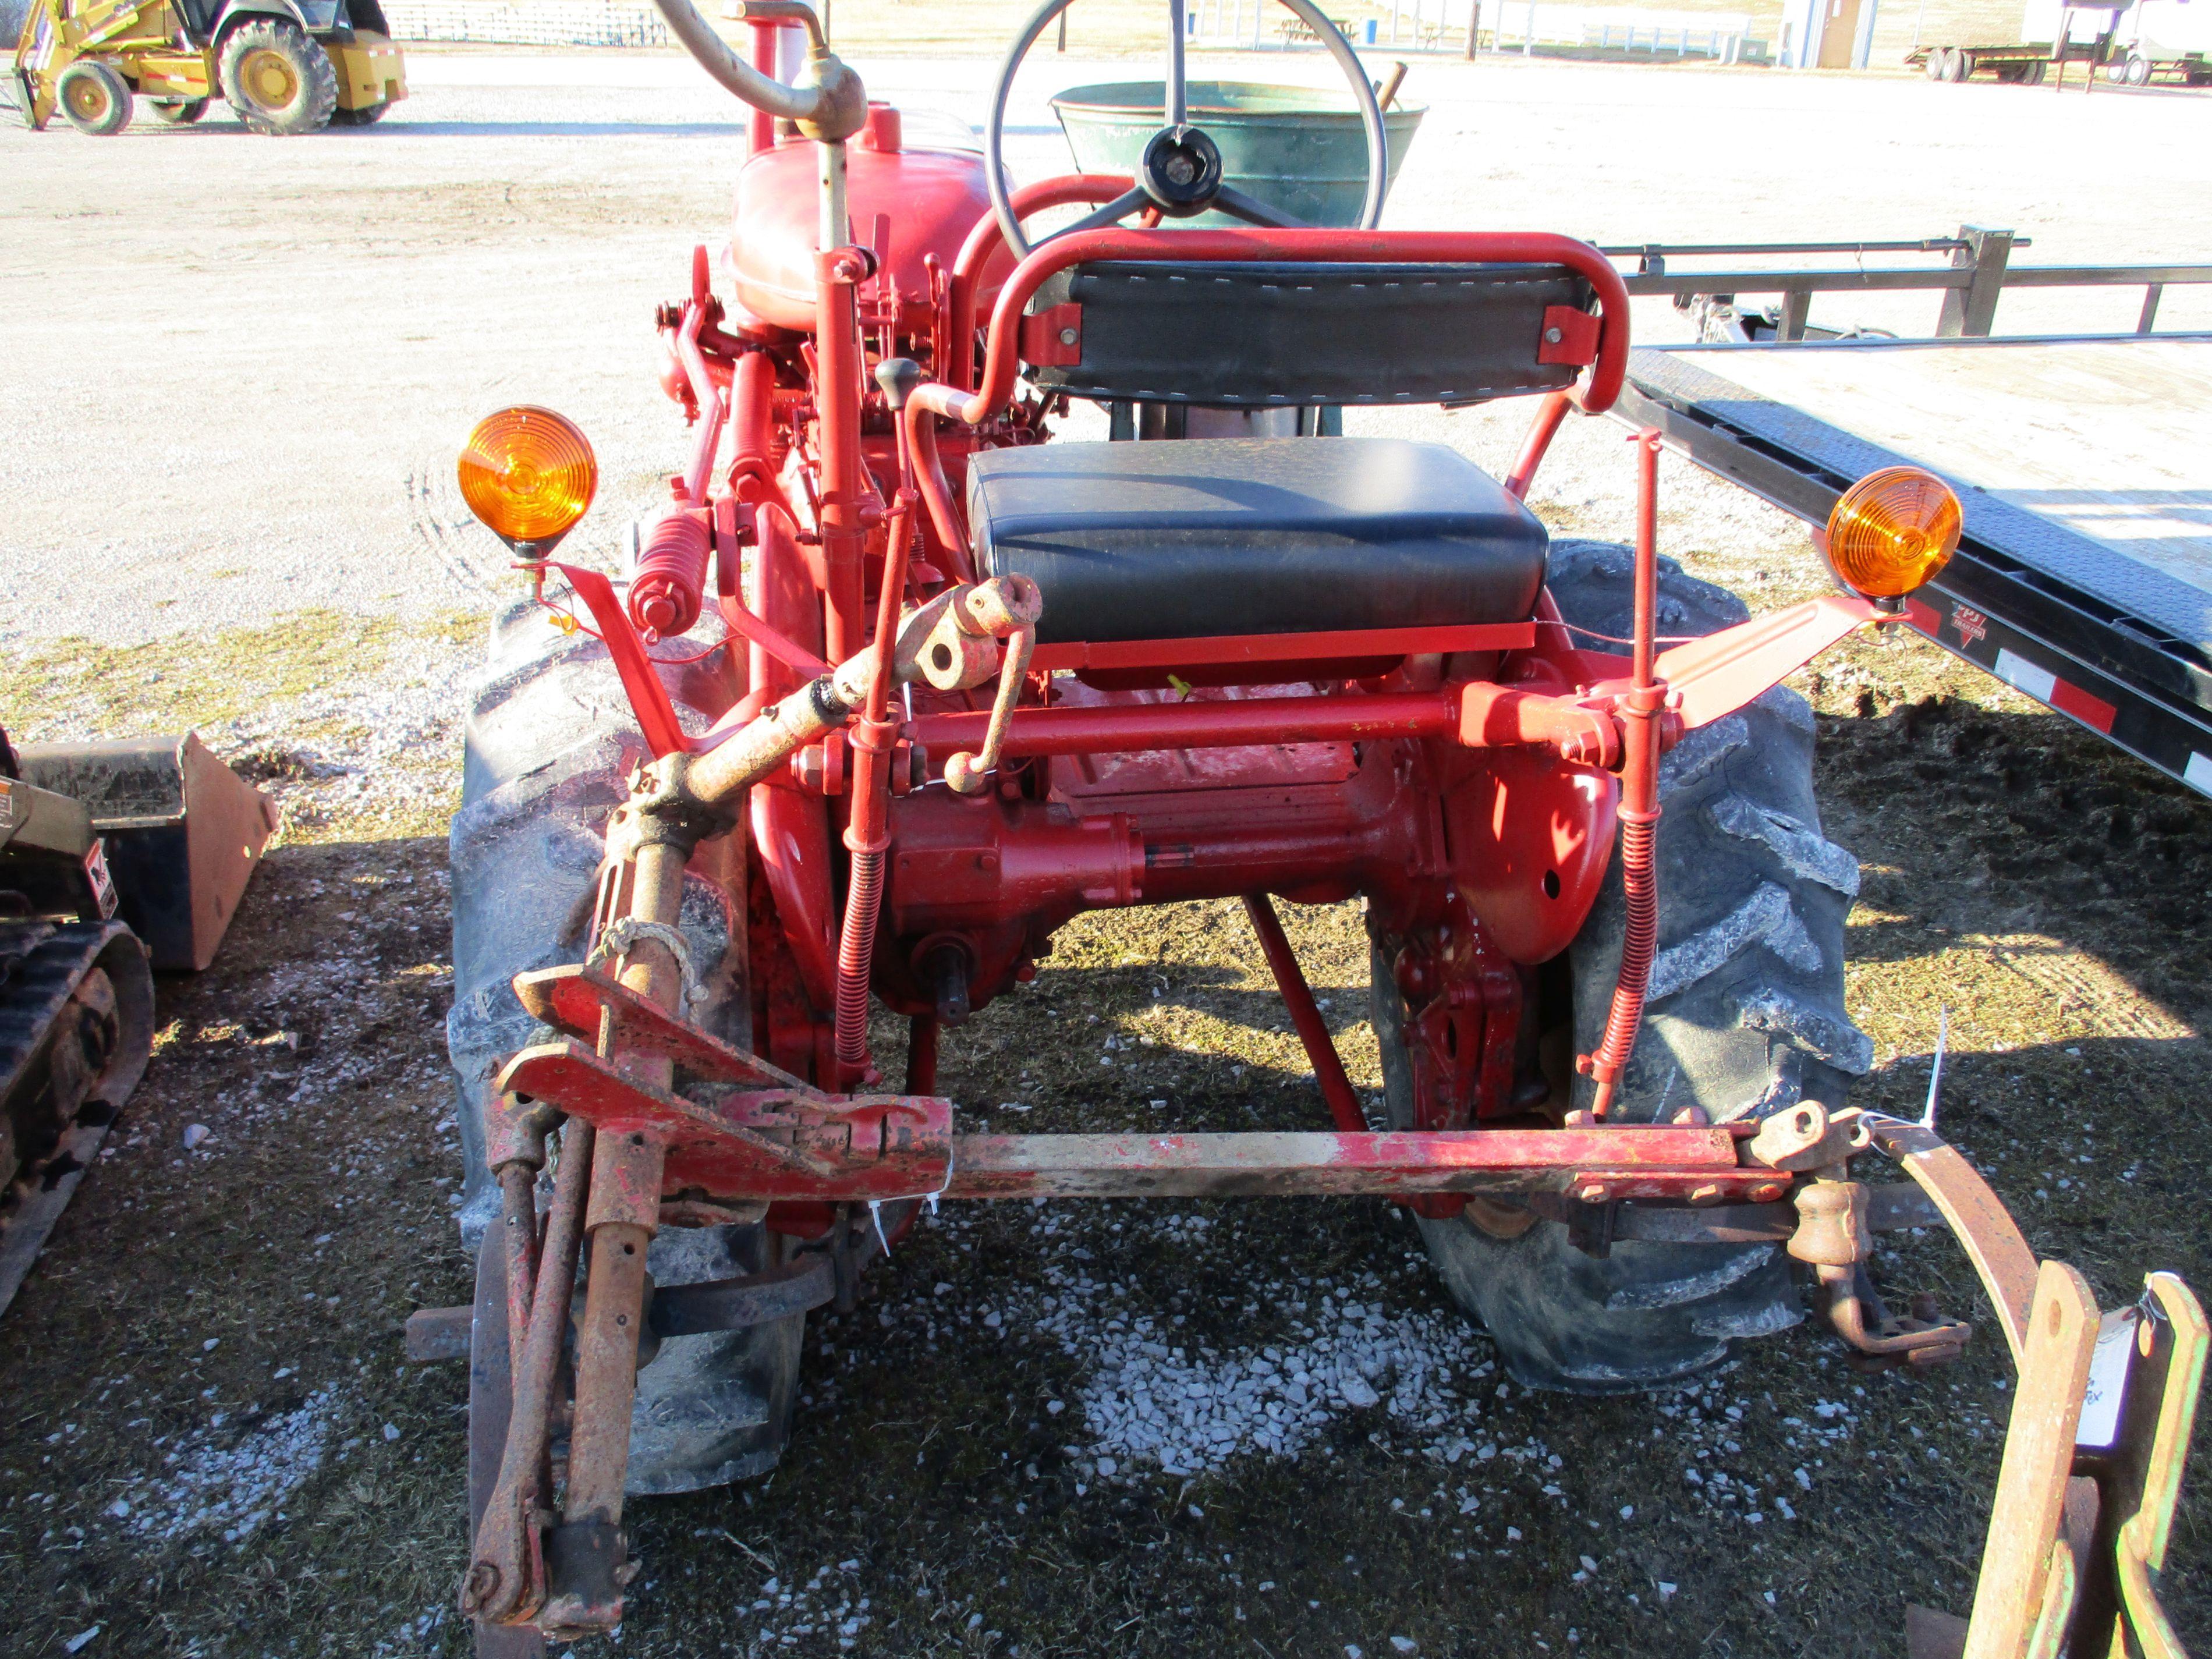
(832, 848, 884, 1073)
(1588, 807, 1658, 1114)
(626, 510, 711, 641)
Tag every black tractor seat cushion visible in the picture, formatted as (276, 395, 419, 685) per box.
(968, 436, 1548, 646)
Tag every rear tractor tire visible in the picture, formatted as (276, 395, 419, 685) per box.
(1373, 540, 1870, 1394)
(448, 591, 803, 1499)
(218, 17, 338, 134)
(150, 97, 208, 123)
(57, 60, 133, 135)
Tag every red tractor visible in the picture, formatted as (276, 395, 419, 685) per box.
(428, 1, 2207, 1650)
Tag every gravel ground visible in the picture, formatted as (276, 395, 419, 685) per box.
(3, 40, 2210, 1659)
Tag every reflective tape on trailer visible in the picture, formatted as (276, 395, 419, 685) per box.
(1901, 588, 2212, 797)
(1990, 647, 2118, 733)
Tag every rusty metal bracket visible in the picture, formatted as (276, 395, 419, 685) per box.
(1819, 1260, 1971, 1371)
(498, 1038, 953, 1204)
(1848, 1109, 2039, 1368)
(515, 965, 820, 1097)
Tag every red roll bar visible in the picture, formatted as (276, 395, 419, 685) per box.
(948, 173, 1136, 394)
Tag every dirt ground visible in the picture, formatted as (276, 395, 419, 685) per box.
(3, 37, 2211, 1659)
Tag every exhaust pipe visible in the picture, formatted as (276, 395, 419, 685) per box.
(646, 0, 866, 140)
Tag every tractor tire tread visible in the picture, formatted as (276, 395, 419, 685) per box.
(1373, 538, 1866, 1394)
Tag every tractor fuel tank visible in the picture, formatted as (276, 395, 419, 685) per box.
(729, 106, 1011, 336)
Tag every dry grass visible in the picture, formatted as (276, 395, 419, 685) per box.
(0, 612, 477, 750)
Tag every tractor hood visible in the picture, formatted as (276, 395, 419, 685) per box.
(728, 107, 1012, 335)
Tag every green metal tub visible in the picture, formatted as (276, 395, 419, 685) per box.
(1049, 79, 1427, 229)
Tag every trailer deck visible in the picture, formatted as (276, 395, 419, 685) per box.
(1619, 335, 2212, 796)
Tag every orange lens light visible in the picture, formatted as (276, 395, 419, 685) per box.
(1824, 466, 1961, 598)
(457, 406, 597, 549)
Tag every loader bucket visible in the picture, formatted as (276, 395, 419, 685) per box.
(1050, 80, 1426, 228)
(18, 734, 277, 972)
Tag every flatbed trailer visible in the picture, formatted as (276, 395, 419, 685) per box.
(1903, 40, 2061, 81)
(1905, 0, 2212, 84)
(1618, 335, 2212, 797)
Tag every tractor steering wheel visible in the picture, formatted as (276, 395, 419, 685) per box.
(984, 0, 1391, 261)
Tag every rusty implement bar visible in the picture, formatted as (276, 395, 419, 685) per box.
(497, 1040, 953, 1203)
(1847, 1106, 2209, 1658)
(498, 1038, 1773, 1204)
(1860, 1113, 2040, 1369)
(1962, 1260, 2101, 1658)
(2101, 1272, 2208, 1657)
(941, 1128, 1773, 1201)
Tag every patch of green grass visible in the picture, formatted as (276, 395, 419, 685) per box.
(0, 609, 482, 746)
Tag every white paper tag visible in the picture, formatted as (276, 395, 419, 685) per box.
(2074, 1305, 2140, 1451)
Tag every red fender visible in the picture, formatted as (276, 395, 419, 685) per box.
(1444, 745, 1618, 966)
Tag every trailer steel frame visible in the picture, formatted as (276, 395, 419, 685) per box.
(1618, 336, 2212, 797)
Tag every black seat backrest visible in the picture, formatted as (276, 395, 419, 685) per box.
(1022, 260, 1597, 409)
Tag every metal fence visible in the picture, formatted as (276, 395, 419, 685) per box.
(1186, 0, 1752, 57)
(1187, 0, 1474, 50)
(382, 0, 669, 47)
(1605, 229, 2212, 340)
(1490, 2, 1753, 61)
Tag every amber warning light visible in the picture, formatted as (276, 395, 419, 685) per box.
(458, 406, 598, 556)
(1823, 465, 1962, 599)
